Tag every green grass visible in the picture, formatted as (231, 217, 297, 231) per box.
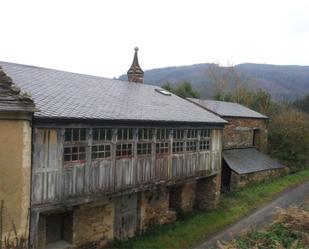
(112, 169, 309, 249)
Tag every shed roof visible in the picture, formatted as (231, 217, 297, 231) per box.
(187, 99, 268, 119)
(0, 62, 226, 124)
(223, 148, 284, 174)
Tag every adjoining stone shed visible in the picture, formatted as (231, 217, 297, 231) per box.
(188, 98, 287, 191)
(222, 148, 287, 191)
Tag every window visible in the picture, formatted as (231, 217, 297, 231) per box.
(65, 128, 86, 142)
(92, 144, 111, 159)
(201, 129, 211, 139)
(186, 141, 197, 152)
(199, 140, 210, 150)
(137, 143, 152, 155)
(173, 141, 184, 153)
(116, 143, 133, 157)
(173, 129, 184, 139)
(156, 129, 169, 140)
(200, 129, 211, 151)
(172, 129, 185, 154)
(64, 128, 87, 163)
(138, 128, 151, 140)
(156, 129, 169, 155)
(93, 128, 112, 141)
(117, 128, 133, 140)
(156, 142, 169, 154)
(64, 146, 86, 162)
(187, 129, 198, 139)
(155, 89, 172, 96)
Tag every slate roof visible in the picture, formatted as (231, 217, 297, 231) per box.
(0, 61, 226, 124)
(0, 66, 36, 113)
(187, 99, 268, 119)
(223, 148, 284, 174)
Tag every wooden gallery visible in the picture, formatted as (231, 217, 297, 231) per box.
(0, 49, 284, 249)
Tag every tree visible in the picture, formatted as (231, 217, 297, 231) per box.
(294, 94, 309, 113)
(269, 108, 309, 165)
(162, 81, 200, 99)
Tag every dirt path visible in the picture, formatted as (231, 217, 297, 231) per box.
(194, 180, 309, 249)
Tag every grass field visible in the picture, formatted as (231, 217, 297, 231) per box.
(112, 169, 309, 249)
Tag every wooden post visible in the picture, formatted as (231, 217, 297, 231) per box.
(29, 211, 39, 249)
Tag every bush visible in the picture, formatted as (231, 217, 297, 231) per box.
(269, 109, 309, 165)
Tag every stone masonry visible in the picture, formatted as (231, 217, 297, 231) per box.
(230, 168, 289, 191)
(223, 118, 267, 152)
(72, 201, 114, 248)
(169, 180, 197, 213)
(195, 174, 221, 210)
(139, 187, 176, 231)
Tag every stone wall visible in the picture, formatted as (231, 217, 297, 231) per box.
(223, 118, 267, 152)
(169, 180, 197, 213)
(139, 187, 176, 231)
(72, 201, 114, 248)
(195, 174, 221, 210)
(230, 168, 289, 191)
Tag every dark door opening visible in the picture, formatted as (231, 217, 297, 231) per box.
(169, 185, 182, 211)
(221, 159, 231, 192)
(46, 212, 73, 247)
(253, 129, 261, 150)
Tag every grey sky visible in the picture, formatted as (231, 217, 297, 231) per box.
(1, 0, 309, 78)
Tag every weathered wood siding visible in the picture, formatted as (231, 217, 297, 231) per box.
(31, 127, 222, 206)
(32, 129, 62, 204)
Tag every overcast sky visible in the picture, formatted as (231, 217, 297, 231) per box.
(1, 0, 309, 78)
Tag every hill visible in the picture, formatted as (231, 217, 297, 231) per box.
(119, 63, 309, 100)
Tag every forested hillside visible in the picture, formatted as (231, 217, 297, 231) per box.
(119, 63, 309, 100)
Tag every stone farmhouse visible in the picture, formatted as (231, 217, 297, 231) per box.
(188, 99, 286, 191)
(0, 49, 228, 249)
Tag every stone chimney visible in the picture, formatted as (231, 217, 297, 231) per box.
(127, 47, 144, 83)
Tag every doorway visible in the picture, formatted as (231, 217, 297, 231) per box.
(46, 212, 73, 248)
(253, 129, 261, 150)
(114, 194, 138, 239)
(221, 159, 231, 192)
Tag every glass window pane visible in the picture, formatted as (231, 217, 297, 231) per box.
(73, 129, 79, 141)
(65, 129, 72, 141)
(80, 129, 86, 141)
(64, 147, 71, 154)
(64, 155, 71, 161)
(93, 128, 99, 140)
(106, 129, 112, 140)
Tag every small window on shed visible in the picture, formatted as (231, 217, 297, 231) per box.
(156, 142, 169, 154)
(156, 129, 169, 140)
(137, 143, 152, 155)
(187, 129, 198, 139)
(116, 143, 133, 157)
(92, 144, 111, 159)
(117, 128, 133, 141)
(138, 128, 151, 140)
(199, 140, 210, 150)
(172, 141, 184, 153)
(93, 128, 112, 141)
(186, 141, 197, 152)
(65, 128, 86, 142)
(64, 146, 86, 162)
(200, 129, 211, 139)
(173, 129, 184, 140)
